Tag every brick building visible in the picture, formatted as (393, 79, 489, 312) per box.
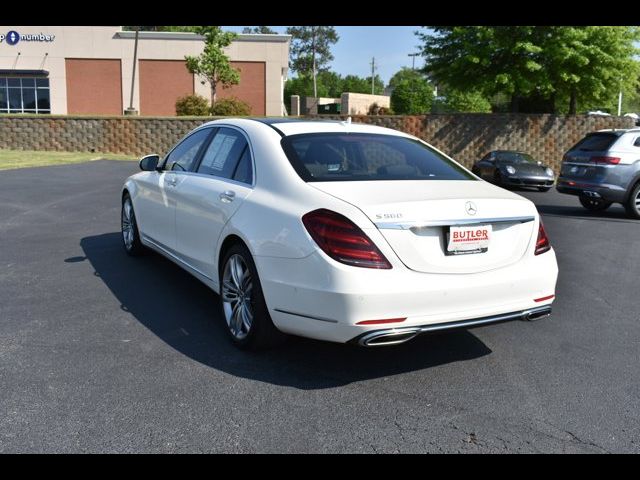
(0, 26, 290, 116)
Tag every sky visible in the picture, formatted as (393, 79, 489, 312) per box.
(224, 26, 425, 84)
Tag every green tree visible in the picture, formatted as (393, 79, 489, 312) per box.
(185, 26, 240, 105)
(387, 67, 424, 90)
(417, 26, 640, 114)
(341, 74, 368, 94)
(286, 26, 339, 98)
(242, 26, 277, 34)
(390, 75, 434, 114)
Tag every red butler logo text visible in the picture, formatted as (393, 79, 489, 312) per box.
(452, 228, 489, 242)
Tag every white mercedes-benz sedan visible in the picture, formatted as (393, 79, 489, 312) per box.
(121, 118, 558, 349)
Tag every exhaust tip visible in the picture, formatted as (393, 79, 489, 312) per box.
(359, 330, 420, 347)
(524, 307, 552, 321)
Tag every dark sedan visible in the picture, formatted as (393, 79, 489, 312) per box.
(471, 150, 555, 192)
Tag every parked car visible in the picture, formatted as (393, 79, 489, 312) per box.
(556, 129, 640, 219)
(471, 150, 555, 192)
(121, 119, 558, 349)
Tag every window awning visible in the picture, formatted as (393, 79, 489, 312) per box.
(0, 69, 49, 76)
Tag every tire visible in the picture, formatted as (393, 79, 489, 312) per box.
(624, 182, 640, 219)
(538, 187, 552, 192)
(579, 196, 612, 212)
(121, 194, 145, 256)
(219, 243, 286, 350)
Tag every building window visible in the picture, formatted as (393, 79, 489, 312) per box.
(0, 77, 51, 114)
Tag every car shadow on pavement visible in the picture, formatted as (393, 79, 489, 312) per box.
(78, 233, 492, 390)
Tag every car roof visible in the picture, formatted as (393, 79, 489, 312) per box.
(593, 129, 633, 136)
(257, 118, 409, 137)
(490, 150, 530, 155)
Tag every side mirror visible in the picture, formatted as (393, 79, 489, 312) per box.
(139, 154, 160, 172)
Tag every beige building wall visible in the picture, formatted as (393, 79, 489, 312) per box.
(341, 92, 391, 115)
(0, 26, 290, 116)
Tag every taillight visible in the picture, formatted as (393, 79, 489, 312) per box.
(535, 220, 551, 255)
(591, 156, 621, 165)
(302, 209, 392, 269)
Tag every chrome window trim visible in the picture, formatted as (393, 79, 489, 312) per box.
(375, 216, 535, 230)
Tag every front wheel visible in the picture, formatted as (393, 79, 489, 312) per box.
(579, 196, 612, 212)
(121, 194, 144, 256)
(624, 183, 640, 219)
(219, 244, 286, 350)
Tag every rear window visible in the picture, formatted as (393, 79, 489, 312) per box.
(280, 133, 475, 182)
(571, 133, 620, 152)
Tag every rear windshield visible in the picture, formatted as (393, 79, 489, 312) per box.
(280, 133, 475, 182)
(571, 133, 620, 152)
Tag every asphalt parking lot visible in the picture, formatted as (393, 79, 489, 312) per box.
(1, 160, 639, 453)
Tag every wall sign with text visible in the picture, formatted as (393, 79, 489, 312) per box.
(0, 31, 56, 45)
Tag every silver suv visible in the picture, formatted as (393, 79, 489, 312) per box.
(557, 129, 640, 219)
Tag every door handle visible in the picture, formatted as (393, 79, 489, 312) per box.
(219, 190, 235, 203)
(166, 178, 178, 187)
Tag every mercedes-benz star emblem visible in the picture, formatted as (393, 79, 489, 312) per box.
(465, 201, 477, 216)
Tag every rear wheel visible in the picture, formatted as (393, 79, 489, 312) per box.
(579, 196, 612, 212)
(121, 194, 144, 256)
(219, 243, 286, 350)
(624, 183, 640, 219)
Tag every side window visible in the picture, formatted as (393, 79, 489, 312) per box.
(233, 147, 253, 184)
(164, 129, 211, 172)
(197, 127, 249, 180)
(634, 137, 640, 148)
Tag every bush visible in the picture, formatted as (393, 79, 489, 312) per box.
(175, 94, 210, 116)
(390, 78, 434, 114)
(210, 97, 252, 116)
(367, 103, 395, 115)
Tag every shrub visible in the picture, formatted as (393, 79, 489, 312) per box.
(210, 97, 252, 116)
(390, 78, 434, 114)
(175, 94, 210, 116)
(368, 103, 394, 115)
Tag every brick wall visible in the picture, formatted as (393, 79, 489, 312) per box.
(0, 116, 212, 157)
(312, 114, 635, 172)
(0, 114, 634, 170)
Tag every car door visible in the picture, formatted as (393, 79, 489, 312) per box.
(133, 128, 213, 253)
(173, 126, 255, 282)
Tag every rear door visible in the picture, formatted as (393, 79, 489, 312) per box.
(174, 127, 254, 281)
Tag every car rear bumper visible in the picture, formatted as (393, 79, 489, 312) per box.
(256, 248, 559, 344)
(351, 305, 552, 346)
(556, 179, 627, 203)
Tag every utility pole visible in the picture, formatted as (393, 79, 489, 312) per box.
(618, 90, 623, 116)
(312, 27, 317, 99)
(408, 52, 419, 70)
(370, 57, 376, 95)
(125, 27, 140, 115)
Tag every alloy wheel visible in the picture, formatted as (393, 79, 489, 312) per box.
(221, 254, 254, 340)
(122, 198, 135, 250)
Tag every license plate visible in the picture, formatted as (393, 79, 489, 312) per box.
(446, 225, 492, 255)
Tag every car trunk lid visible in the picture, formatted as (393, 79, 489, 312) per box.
(310, 180, 538, 274)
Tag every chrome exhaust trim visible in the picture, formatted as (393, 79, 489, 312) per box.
(355, 306, 552, 347)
